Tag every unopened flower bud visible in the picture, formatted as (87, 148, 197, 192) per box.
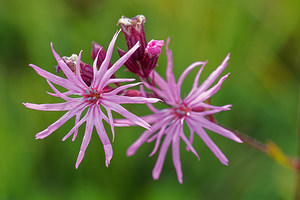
(117, 48, 142, 76)
(80, 62, 93, 86)
(91, 41, 112, 69)
(117, 15, 164, 79)
(59, 54, 94, 86)
(142, 40, 164, 78)
(145, 40, 164, 58)
(60, 54, 78, 73)
(117, 15, 147, 60)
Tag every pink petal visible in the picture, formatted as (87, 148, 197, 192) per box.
(93, 30, 120, 88)
(101, 99, 150, 130)
(152, 121, 178, 181)
(102, 105, 115, 142)
(172, 124, 183, 184)
(140, 85, 159, 113)
(192, 103, 231, 111)
(197, 53, 230, 94)
(23, 101, 80, 111)
(46, 90, 73, 99)
(165, 38, 180, 103)
(186, 119, 228, 165)
(180, 131, 199, 160)
(189, 115, 242, 143)
(185, 64, 206, 102)
(99, 41, 140, 89)
(191, 105, 231, 117)
(62, 110, 86, 141)
(99, 31, 120, 74)
(29, 64, 79, 92)
(149, 70, 176, 103)
(46, 80, 74, 102)
(51, 43, 85, 90)
(105, 78, 136, 85)
(127, 112, 173, 156)
(189, 73, 230, 106)
(143, 81, 168, 101)
(115, 112, 165, 126)
(105, 95, 160, 105)
(91, 48, 100, 87)
(148, 125, 167, 157)
(35, 104, 86, 139)
(72, 112, 83, 141)
(177, 61, 206, 97)
(103, 82, 141, 96)
(149, 70, 168, 89)
(94, 106, 113, 167)
(75, 108, 94, 169)
(75, 50, 88, 87)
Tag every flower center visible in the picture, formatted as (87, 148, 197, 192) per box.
(84, 86, 101, 102)
(173, 101, 191, 118)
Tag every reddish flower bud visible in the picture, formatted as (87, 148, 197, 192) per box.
(59, 54, 78, 73)
(91, 41, 112, 69)
(117, 15, 164, 79)
(58, 41, 120, 86)
(117, 48, 143, 76)
(80, 62, 93, 86)
(142, 40, 164, 78)
(117, 15, 147, 61)
(59, 54, 94, 86)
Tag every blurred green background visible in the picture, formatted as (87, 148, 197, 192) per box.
(0, 0, 299, 199)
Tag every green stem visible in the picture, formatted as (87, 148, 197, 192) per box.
(217, 123, 299, 171)
(295, 87, 300, 200)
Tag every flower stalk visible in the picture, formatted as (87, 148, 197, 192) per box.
(295, 88, 300, 200)
(218, 123, 300, 172)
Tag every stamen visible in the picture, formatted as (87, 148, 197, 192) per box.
(178, 110, 185, 115)
(173, 102, 191, 118)
(84, 86, 101, 102)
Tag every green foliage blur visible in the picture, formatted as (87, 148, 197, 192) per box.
(0, 0, 299, 199)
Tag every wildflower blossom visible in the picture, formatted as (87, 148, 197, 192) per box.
(23, 30, 160, 168)
(116, 38, 242, 183)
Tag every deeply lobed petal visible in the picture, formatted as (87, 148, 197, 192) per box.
(152, 121, 179, 181)
(101, 99, 151, 130)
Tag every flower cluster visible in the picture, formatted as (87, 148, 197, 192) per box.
(24, 15, 242, 183)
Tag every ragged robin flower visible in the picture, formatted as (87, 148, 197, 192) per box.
(23, 30, 160, 168)
(116, 38, 242, 183)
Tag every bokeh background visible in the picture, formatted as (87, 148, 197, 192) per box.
(0, 0, 299, 199)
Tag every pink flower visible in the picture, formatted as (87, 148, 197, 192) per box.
(23, 30, 160, 168)
(116, 38, 242, 183)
